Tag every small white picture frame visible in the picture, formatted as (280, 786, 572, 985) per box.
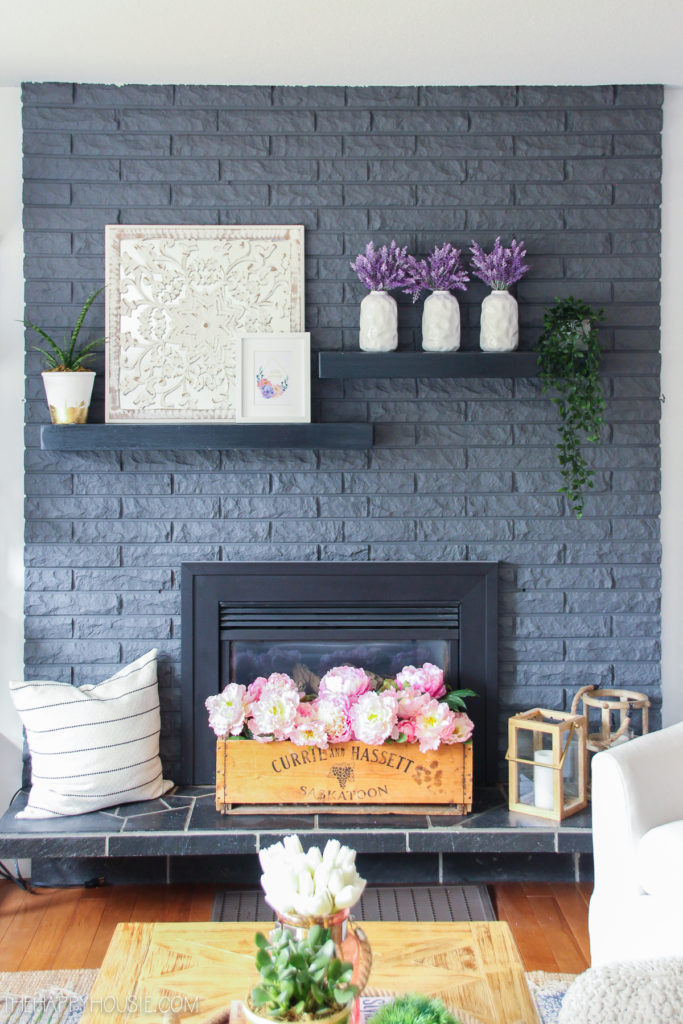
(236, 333, 311, 424)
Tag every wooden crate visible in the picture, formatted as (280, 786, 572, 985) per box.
(215, 739, 473, 814)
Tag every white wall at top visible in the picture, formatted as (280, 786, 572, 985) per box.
(0, 0, 682, 87)
(0, 0, 680, 745)
(0, 86, 25, 808)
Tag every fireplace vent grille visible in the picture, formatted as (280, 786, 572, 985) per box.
(219, 603, 460, 631)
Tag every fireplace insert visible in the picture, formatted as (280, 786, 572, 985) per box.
(181, 562, 498, 785)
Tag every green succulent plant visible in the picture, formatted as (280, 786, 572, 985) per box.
(24, 287, 105, 371)
(250, 924, 357, 1021)
(537, 296, 606, 519)
(367, 994, 462, 1024)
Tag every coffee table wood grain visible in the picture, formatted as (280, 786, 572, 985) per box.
(81, 921, 540, 1024)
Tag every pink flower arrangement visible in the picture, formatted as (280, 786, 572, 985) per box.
(312, 696, 354, 743)
(205, 683, 250, 737)
(319, 665, 372, 699)
(395, 662, 447, 699)
(349, 690, 398, 746)
(207, 662, 474, 752)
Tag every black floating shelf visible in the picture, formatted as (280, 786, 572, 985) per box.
(40, 423, 373, 452)
(318, 351, 658, 380)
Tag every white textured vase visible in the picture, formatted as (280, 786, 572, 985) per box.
(421, 290, 461, 352)
(41, 371, 95, 424)
(479, 290, 519, 352)
(359, 290, 398, 352)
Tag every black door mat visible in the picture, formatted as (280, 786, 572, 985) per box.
(211, 884, 495, 923)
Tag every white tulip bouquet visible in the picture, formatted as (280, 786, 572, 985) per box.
(259, 835, 366, 919)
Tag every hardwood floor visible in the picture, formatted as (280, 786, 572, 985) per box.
(0, 880, 592, 974)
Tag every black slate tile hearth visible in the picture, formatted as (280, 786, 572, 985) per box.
(317, 813, 429, 829)
(121, 807, 192, 832)
(0, 786, 594, 874)
(408, 829, 555, 854)
(190, 803, 316, 832)
(114, 798, 179, 817)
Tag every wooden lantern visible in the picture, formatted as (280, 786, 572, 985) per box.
(571, 685, 650, 752)
(506, 708, 588, 821)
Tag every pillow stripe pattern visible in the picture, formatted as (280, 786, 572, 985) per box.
(10, 649, 173, 818)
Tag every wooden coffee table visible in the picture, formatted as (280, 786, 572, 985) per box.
(82, 921, 540, 1024)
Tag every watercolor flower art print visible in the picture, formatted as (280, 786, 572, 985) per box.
(256, 365, 289, 401)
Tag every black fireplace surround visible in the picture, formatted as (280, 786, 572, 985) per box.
(181, 562, 498, 785)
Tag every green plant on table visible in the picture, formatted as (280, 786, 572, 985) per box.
(537, 296, 605, 519)
(368, 993, 462, 1024)
(250, 924, 357, 1020)
(24, 286, 105, 371)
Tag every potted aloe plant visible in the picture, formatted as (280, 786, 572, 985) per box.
(244, 923, 358, 1024)
(25, 287, 104, 424)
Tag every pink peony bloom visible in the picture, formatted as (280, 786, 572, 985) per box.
(289, 707, 329, 749)
(248, 676, 269, 700)
(205, 683, 250, 737)
(421, 662, 447, 699)
(445, 712, 475, 744)
(249, 673, 300, 741)
(312, 696, 354, 743)
(395, 684, 432, 719)
(349, 690, 398, 746)
(391, 719, 416, 743)
(319, 665, 372, 700)
(395, 663, 446, 699)
(413, 699, 459, 753)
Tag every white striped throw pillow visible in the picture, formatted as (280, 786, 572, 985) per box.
(10, 649, 173, 818)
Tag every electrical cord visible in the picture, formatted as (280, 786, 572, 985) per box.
(0, 859, 33, 892)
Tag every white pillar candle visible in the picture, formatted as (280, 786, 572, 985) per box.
(533, 749, 555, 810)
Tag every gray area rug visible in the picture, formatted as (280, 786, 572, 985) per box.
(0, 967, 570, 1024)
(211, 884, 496, 923)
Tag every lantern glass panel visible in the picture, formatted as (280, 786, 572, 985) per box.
(515, 723, 555, 811)
(562, 728, 581, 804)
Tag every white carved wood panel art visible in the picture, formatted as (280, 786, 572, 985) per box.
(104, 225, 305, 422)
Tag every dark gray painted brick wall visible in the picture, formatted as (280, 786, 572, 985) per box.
(22, 84, 662, 780)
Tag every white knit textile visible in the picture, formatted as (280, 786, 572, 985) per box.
(10, 649, 173, 818)
(558, 957, 683, 1024)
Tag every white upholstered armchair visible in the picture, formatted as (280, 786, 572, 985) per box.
(589, 720, 683, 965)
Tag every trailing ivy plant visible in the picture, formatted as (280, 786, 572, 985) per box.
(537, 297, 605, 518)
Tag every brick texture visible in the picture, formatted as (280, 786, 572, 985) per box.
(22, 84, 662, 779)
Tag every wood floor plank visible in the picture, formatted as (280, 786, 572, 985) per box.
(578, 883, 593, 907)
(53, 893, 108, 969)
(493, 883, 560, 973)
(18, 889, 86, 971)
(526, 895, 588, 974)
(188, 884, 217, 921)
(549, 883, 592, 964)
(0, 882, 34, 947)
(0, 880, 593, 973)
(130, 884, 169, 922)
(0, 886, 46, 971)
(157, 884, 196, 922)
(83, 885, 140, 969)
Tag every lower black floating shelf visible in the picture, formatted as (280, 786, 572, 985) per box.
(40, 423, 373, 451)
(318, 351, 658, 379)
